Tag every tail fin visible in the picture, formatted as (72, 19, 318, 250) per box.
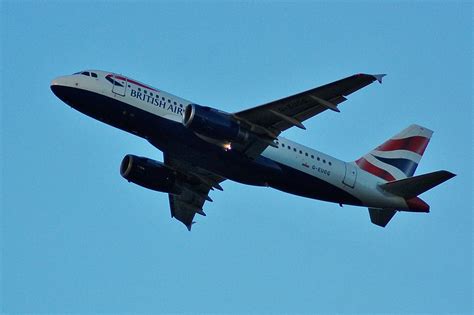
(355, 124, 433, 181)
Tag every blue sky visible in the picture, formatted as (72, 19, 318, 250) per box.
(1, 1, 472, 313)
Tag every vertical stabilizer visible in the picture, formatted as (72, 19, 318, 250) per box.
(355, 125, 433, 181)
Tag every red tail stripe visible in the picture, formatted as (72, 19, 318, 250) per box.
(376, 136, 430, 155)
(355, 158, 396, 181)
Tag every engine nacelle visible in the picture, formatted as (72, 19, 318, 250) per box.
(183, 104, 248, 143)
(120, 155, 181, 194)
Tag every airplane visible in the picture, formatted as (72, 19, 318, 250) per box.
(50, 70, 455, 230)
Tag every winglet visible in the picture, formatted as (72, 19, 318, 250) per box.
(373, 74, 386, 84)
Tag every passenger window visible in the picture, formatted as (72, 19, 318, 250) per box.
(305, 152, 308, 156)
(293, 148, 297, 152)
(299, 150, 302, 154)
(311, 155, 314, 159)
(282, 143, 285, 147)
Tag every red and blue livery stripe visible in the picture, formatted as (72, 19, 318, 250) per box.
(376, 136, 430, 155)
(355, 158, 396, 181)
(355, 125, 433, 181)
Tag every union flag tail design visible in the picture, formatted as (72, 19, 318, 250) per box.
(355, 125, 433, 181)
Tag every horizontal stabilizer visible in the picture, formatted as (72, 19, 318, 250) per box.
(368, 208, 397, 227)
(379, 170, 455, 198)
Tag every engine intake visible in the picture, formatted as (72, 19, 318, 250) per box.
(183, 104, 248, 143)
(120, 155, 181, 194)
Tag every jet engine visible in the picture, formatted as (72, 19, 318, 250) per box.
(183, 104, 249, 144)
(120, 154, 181, 194)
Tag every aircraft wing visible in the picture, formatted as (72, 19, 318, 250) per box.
(233, 73, 385, 155)
(164, 154, 225, 230)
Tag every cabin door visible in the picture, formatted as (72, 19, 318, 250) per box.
(112, 74, 127, 96)
(343, 163, 357, 188)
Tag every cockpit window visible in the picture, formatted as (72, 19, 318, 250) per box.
(73, 71, 97, 78)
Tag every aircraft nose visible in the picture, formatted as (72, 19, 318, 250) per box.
(50, 77, 60, 87)
(50, 77, 63, 98)
(50, 76, 73, 103)
(50, 75, 67, 89)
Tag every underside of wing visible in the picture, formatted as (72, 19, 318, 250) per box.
(229, 73, 384, 157)
(164, 154, 225, 230)
(235, 73, 385, 136)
